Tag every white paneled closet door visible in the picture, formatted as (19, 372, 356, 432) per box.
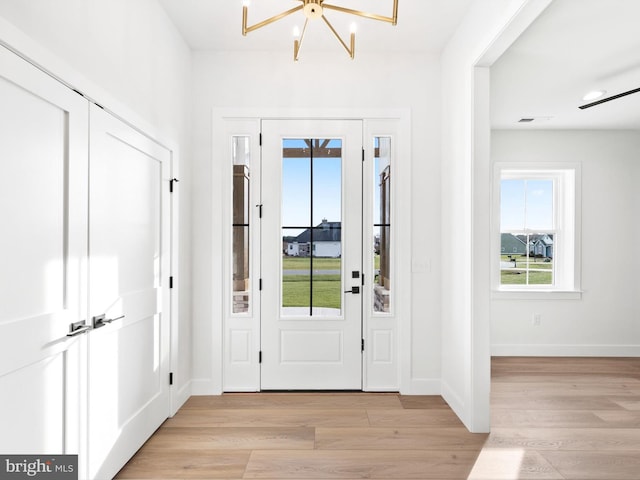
(0, 44, 89, 460)
(87, 105, 172, 480)
(0, 45, 173, 480)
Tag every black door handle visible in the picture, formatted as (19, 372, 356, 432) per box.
(344, 286, 360, 294)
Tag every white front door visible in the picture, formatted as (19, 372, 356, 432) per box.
(87, 105, 171, 479)
(0, 44, 88, 459)
(261, 120, 363, 390)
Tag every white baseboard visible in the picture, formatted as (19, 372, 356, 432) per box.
(170, 380, 192, 416)
(440, 380, 467, 427)
(194, 377, 445, 395)
(190, 378, 222, 396)
(401, 378, 441, 395)
(492, 344, 640, 357)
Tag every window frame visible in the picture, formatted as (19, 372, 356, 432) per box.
(373, 136, 392, 315)
(492, 163, 581, 299)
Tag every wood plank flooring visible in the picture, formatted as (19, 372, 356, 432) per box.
(487, 357, 640, 479)
(116, 357, 640, 479)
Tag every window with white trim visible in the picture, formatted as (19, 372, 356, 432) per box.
(232, 136, 251, 313)
(495, 166, 579, 293)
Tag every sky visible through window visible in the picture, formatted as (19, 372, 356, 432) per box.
(281, 138, 383, 236)
(501, 178, 553, 230)
(282, 138, 342, 236)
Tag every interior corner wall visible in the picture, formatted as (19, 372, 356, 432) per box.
(190, 51, 443, 393)
(491, 129, 640, 357)
(440, 0, 536, 432)
(0, 0, 194, 405)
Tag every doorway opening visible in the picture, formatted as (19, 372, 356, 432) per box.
(219, 114, 406, 394)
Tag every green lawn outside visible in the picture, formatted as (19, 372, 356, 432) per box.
(501, 270, 553, 285)
(282, 256, 341, 270)
(281, 255, 379, 307)
(282, 274, 342, 308)
(501, 254, 553, 270)
(282, 255, 380, 270)
(500, 255, 553, 284)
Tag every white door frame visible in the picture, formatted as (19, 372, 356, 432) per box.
(211, 108, 411, 394)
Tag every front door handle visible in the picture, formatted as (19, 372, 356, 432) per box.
(344, 286, 360, 294)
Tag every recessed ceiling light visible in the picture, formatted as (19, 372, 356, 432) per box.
(582, 90, 607, 101)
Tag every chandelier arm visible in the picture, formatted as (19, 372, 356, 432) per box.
(322, 0, 398, 25)
(243, 4, 304, 35)
(294, 18, 310, 61)
(321, 15, 354, 59)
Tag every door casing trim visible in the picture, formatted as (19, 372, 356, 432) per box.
(210, 108, 412, 395)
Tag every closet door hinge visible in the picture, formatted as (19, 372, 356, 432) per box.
(259, 278, 263, 291)
(259, 132, 262, 146)
(169, 276, 174, 289)
(362, 148, 365, 162)
(361, 339, 365, 352)
(169, 372, 174, 385)
(259, 351, 263, 363)
(169, 178, 179, 193)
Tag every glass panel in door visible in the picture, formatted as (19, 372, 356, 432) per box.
(282, 138, 342, 317)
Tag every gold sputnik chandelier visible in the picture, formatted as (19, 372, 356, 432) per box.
(242, 0, 399, 61)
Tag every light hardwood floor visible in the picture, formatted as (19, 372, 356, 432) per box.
(116, 357, 640, 479)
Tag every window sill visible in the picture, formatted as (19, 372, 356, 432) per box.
(492, 289, 582, 300)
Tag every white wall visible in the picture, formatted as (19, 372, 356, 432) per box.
(491, 129, 640, 356)
(0, 0, 194, 407)
(441, 0, 551, 432)
(0, 0, 189, 141)
(191, 51, 443, 392)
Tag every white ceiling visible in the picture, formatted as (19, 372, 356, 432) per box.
(491, 0, 640, 130)
(158, 1, 640, 130)
(158, 0, 474, 54)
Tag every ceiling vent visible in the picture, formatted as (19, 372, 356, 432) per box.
(517, 116, 552, 123)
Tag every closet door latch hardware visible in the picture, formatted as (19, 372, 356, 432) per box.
(67, 320, 91, 337)
(92, 314, 125, 329)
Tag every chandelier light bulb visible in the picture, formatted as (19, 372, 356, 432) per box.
(242, 0, 250, 7)
(293, 25, 301, 38)
(350, 22, 357, 34)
